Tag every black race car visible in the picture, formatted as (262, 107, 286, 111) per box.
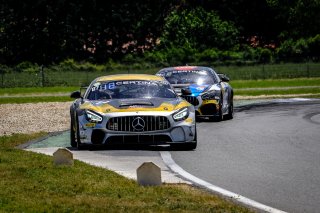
(157, 66, 233, 121)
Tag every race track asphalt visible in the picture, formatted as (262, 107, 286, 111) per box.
(170, 99, 320, 213)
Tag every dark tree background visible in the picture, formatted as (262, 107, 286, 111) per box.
(1, 0, 319, 65)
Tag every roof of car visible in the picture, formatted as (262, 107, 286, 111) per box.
(95, 74, 164, 82)
(158, 66, 214, 72)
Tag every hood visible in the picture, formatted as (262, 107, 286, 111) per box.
(188, 84, 210, 96)
(80, 98, 190, 114)
(172, 84, 210, 96)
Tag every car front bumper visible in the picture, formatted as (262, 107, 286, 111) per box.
(181, 95, 221, 117)
(77, 111, 196, 145)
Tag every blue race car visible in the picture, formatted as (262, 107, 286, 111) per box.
(157, 66, 233, 121)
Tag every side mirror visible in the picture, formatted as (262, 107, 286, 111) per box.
(80, 87, 88, 97)
(218, 73, 230, 82)
(181, 88, 192, 95)
(70, 91, 81, 99)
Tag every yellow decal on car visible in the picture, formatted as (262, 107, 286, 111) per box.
(80, 102, 187, 113)
(85, 123, 96, 128)
(174, 101, 191, 110)
(202, 100, 218, 105)
(96, 74, 164, 82)
(185, 118, 193, 123)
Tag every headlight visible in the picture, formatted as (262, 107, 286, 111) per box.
(85, 110, 103, 123)
(173, 107, 189, 121)
(201, 90, 220, 100)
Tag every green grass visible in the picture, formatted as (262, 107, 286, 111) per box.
(0, 133, 251, 212)
(230, 78, 320, 98)
(215, 63, 320, 80)
(230, 78, 320, 89)
(0, 86, 77, 104)
(0, 78, 320, 104)
(234, 87, 320, 96)
(0, 96, 73, 104)
(0, 86, 79, 95)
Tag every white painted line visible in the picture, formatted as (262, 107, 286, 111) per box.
(274, 98, 313, 103)
(160, 151, 287, 213)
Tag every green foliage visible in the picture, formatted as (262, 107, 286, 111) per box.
(276, 35, 320, 62)
(16, 62, 39, 73)
(259, 48, 273, 63)
(195, 49, 220, 62)
(1, 1, 320, 64)
(276, 39, 295, 60)
(1, 0, 173, 64)
(293, 39, 309, 59)
(57, 59, 105, 72)
(160, 7, 239, 51)
(308, 34, 320, 60)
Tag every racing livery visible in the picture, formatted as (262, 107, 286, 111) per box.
(156, 66, 233, 121)
(70, 74, 197, 150)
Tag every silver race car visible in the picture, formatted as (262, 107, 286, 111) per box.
(70, 74, 197, 150)
(157, 66, 233, 121)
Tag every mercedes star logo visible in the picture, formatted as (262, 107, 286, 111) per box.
(132, 117, 145, 131)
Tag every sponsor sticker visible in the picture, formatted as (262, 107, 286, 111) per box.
(96, 80, 169, 91)
(85, 123, 96, 128)
(172, 70, 208, 75)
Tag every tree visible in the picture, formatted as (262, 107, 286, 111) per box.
(0, 0, 175, 64)
(160, 7, 239, 51)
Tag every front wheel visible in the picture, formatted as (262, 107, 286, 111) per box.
(214, 96, 223, 122)
(70, 120, 77, 148)
(70, 117, 77, 147)
(72, 114, 84, 150)
(225, 101, 234, 120)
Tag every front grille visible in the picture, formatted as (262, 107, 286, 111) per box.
(105, 135, 172, 145)
(181, 95, 199, 106)
(106, 116, 171, 132)
(200, 104, 217, 115)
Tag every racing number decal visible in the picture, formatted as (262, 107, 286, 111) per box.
(108, 82, 115, 89)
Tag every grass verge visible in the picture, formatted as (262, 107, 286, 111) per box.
(230, 78, 320, 89)
(0, 86, 79, 95)
(234, 87, 320, 96)
(0, 78, 319, 104)
(0, 133, 251, 212)
(0, 96, 72, 104)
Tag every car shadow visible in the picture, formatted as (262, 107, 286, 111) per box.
(67, 144, 195, 151)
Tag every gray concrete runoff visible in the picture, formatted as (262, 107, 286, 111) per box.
(25, 146, 190, 184)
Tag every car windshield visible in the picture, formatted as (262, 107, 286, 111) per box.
(160, 70, 217, 85)
(87, 80, 177, 100)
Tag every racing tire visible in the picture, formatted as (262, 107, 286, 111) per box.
(70, 119, 77, 148)
(74, 114, 84, 150)
(216, 107, 223, 121)
(211, 94, 223, 122)
(225, 101, 234, 120)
